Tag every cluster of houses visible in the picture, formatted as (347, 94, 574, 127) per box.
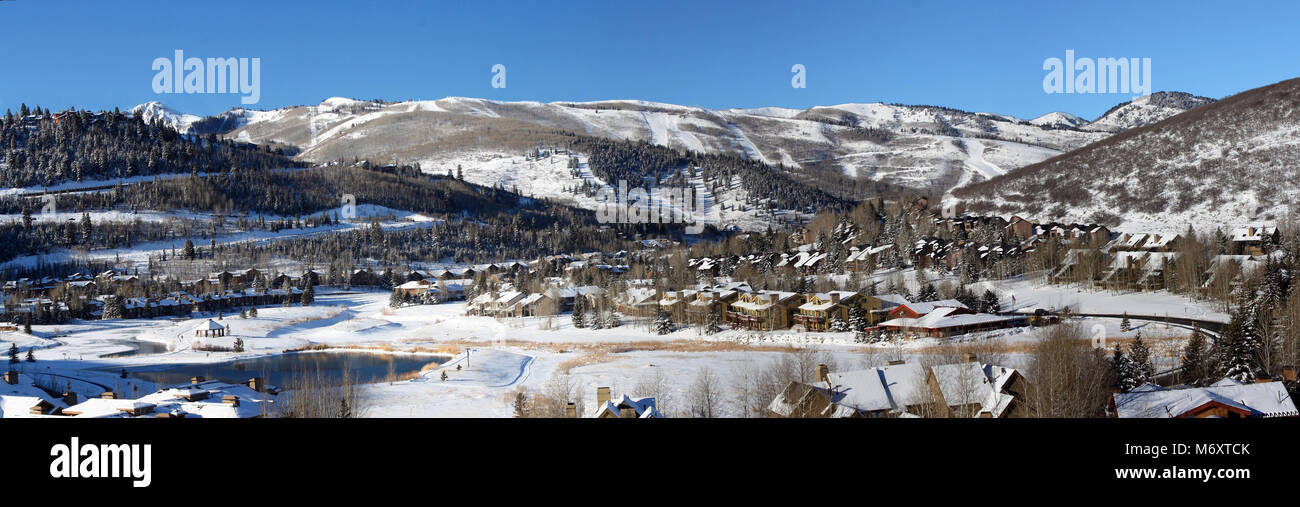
(1, 372, 274, 418)
(1051, 226, 1281, 292)
(768, 357, 1030, 418)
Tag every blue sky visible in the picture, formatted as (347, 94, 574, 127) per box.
(2, 0, 1298, 120)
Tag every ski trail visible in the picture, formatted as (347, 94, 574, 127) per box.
(963, 138, 1005, 180)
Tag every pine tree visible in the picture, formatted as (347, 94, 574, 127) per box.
(916, 284, 937, 302)
(440, 370, 448, 381)
(981, 290, 1000, 313)
(1120, 313, 1131, 333)
(571, 296, 586, 328)
(828, 313, 849, 332)
(704, 311, 722, 335)
(182, 239, 196, 260)
(1180, 326, 1209, 386)
(1128, 333, 1154, 384)
(7, 343, 18, 364)
(389, 291, 403, 308)
(1111, 345, 1137, 392)
(301, 281, 315, 306)
(248, 306, 258, 318)
(233, 338, 245, 353)
(652, 309, 674, 335)
(25, 350, 34, 362)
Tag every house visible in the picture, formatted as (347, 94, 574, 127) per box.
(585, 386, 662, 418)
(1111, 378, 1298, 418)
(1230, 226, 1280, 256)
(684, 287, 743, 326)
(727, 291, 801, 331)
(395, 279, 436, 297)
(1005, 216, 1035, 238)
(793, 291, 862, 331)
(615, 287, 659, 318)
(768, 359, 1028, 418)
(875, 307, 1026, 338)
(886, 299, 971, 320)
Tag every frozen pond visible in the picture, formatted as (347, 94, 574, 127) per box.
(117, 351, 445, 387)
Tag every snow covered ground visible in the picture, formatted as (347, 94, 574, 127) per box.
(0, 268, 1220, 417)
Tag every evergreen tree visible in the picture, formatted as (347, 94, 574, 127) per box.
(301, 280, 315, 306)
(981, 290, 1000, 313)
(652, 309, 673, 335)
(182, 239, 196, 260)
(571, 295, 586, 328)
(1128, 333, 1154, 384)
(1111, 344, 1137, 392)
(25, 350, 34, 362)
(233, 338, 245, 353)
(916, 283, 937, 302)
(7, 343, 17, 364)
(389, 291, 403, 308)
(248, 306, 258, 318)
(704, 311, 722, 335)
(828, 313, 849, 332)
(1180, 326, 1209, 386)
(1120, 313, 1131, 333)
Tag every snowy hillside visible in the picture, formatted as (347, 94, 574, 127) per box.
(130, 101, 203, 133)
(1083, 91, 1216, 133)
(953, 78, 1300, 234)
(134, 93, 1200, 197)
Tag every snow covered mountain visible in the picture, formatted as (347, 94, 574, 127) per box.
(132, 92, 1209, 225)
(1031, 112, 1087, 129)
(1083, 91, 1216, 133)
(130, 101, 203, 133)
(952, 78, 1299, 234)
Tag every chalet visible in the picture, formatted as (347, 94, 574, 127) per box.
(350, 268, 383, 287)
(684, 287, 744, 326)
(1005, 216, 1035, 239)
(727, 291, 801, 331)
(1231, 226, 1280, 256)
(1112, 378, 1298, 418)
(1098, 251, 1149, 291)
(1201, 255, 1265, 294)
(793, 291, 862, 332)
(586, 387, 662, 418)
(395, 279, 436, 297)
(614, 287, 660, 318)
(769, 359, 1028, 418)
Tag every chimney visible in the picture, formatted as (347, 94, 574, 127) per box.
(816, 364, 829, 383)
(619, 406, 635, 418)
(222, 395, 240, 406)
(830, 293, 840, 304)
(963, 353, 977, 363)
(1283, 366, 1297, 382)
(565, 402, 576, 418)
(596, 386, 611, 406)
(191, 376, 206, 385)
(62, 391, 77, 406)
(3, 370, 17, 385)
(248, 377, 264, 392)
(101, 391, 117, 399)
(1255, 377, 1273, 384)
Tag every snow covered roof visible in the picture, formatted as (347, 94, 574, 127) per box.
(1113, 380, 1297, 418)
(590, 394, 662, 418)
(1230, 226, 1277, 242)
(193, 319, 226, 331)
(878, 308, 1020, 331)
